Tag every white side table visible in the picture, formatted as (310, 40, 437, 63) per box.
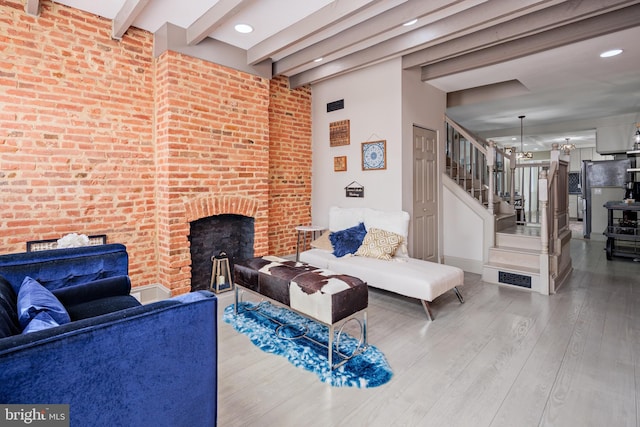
(295, 225, 326, 262)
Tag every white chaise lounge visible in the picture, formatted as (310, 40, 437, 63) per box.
(299, 206, 465, 320)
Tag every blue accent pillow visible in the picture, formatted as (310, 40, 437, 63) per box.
(21, 311, 62, 334)
(17, 276, 71, 334)
(329, 222, 367, 257)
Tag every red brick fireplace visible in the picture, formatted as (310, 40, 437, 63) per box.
(0, 1, 312, 295)
(153, 51, 272, 295)
(137, 50, 312, 296)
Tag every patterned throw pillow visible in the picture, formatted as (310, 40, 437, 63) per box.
(355, 228, 403, 260)
(310, 231, 333, 251)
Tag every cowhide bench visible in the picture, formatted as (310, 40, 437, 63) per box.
(233, 256, 368, 369)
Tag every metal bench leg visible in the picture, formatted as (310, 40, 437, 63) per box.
(454, 287, 464, 303)
(328, 324, 334, 369)
(420, 300, 433, 321)
(362, 311, 367, 346)
(234, 285, 240, 314)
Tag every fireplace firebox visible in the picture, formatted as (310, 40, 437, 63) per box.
(188, 214, 254, 292)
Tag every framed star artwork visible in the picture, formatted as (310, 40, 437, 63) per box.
(361, 140, 386, 170)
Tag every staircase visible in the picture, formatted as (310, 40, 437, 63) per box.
(445, 116, 573, 295)
(482, 226, 545, 293)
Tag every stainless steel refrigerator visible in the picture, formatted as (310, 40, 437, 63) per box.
(582, 159, 630, 239)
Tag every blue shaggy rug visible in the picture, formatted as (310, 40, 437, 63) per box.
(223, 302, 393, 388)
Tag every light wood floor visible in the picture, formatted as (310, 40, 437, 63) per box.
(216, 238, 640, 427)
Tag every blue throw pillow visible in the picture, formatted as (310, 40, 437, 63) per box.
(17, 276, 71, 334)
(329, 222, 367, 257)
(21, 311, 62, 334)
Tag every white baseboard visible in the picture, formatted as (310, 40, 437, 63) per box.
(443, 256, 483, 274)
(131, 284, 171, 304)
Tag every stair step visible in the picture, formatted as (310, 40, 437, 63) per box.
(484, 261, 540, 275)
(495, 231, 541, 250)
(488, 246, 541, 268)
(498, 225, 542, 237)
(496, 214, 516, 231)
(492, 245, 540, 254)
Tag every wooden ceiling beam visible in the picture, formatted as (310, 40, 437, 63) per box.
(25, 0, 39, 16)
(247, 0, 386, 66)
(186, 0, 245, 46)
(420, 3, 640, 81)
(407, 0, 640, 71)
(271, 0, 485, 75)
(286, 0, 557, 87)
(112, 0, 150, 40)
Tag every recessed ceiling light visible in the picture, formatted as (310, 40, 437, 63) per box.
(600, 49, 622, 58)
(313, 57, 323, 63)
(234, 24, 254, 34)
(403, 19, 418, 27)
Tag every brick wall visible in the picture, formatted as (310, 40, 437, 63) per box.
(0, 0, 158, 285)
(268, 77, 312, 256)
(0, 0, 312, 294)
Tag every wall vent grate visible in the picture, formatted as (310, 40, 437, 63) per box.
(498, 271, 532, 288)
(326, 99, 344, 112)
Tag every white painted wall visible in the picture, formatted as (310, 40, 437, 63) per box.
(310, 59, 403, 227)
(443, 186, 484, 266)
(310, 58, 484, 270)
(401, 67, 447, 255)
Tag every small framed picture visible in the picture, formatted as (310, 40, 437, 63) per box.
(329, 120, 350, 147)
(334, 156, 347, 172)
(362, 140, 386, 170)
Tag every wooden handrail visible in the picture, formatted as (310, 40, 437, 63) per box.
(444, 115, 487, 155)
(445, 115, 515, 212)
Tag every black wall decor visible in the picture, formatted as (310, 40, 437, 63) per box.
(345, 181, 364, 198)
(326, 99, 344, 112)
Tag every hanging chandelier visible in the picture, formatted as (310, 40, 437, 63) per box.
(561, 137, 575, 151)
(517, 115, 533, 159)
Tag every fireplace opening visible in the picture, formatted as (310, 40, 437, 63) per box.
(188, 214, 255, 292)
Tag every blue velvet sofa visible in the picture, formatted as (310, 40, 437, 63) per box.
(0, 244, 218, 426)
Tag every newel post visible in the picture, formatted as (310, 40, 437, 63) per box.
(550, 143, 560, 231)
(550, 142, 560, 163)
(487, 140, 495, 215)
(509, 151, 516, 206)
(539, 169, 549, 255)
(539, 169, 550, 295)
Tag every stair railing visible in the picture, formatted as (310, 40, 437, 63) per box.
(512, 145, 569, 229)
(445, 119, 488, 206)
(445, 116, 515, 214)
(513, 161, 547, 225)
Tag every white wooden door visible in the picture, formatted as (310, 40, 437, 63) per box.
(413, 126, 438, 262)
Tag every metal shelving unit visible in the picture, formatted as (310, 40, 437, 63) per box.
(603, 201, 640, 260)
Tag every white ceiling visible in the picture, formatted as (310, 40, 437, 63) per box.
(51, 0, 640, 152)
